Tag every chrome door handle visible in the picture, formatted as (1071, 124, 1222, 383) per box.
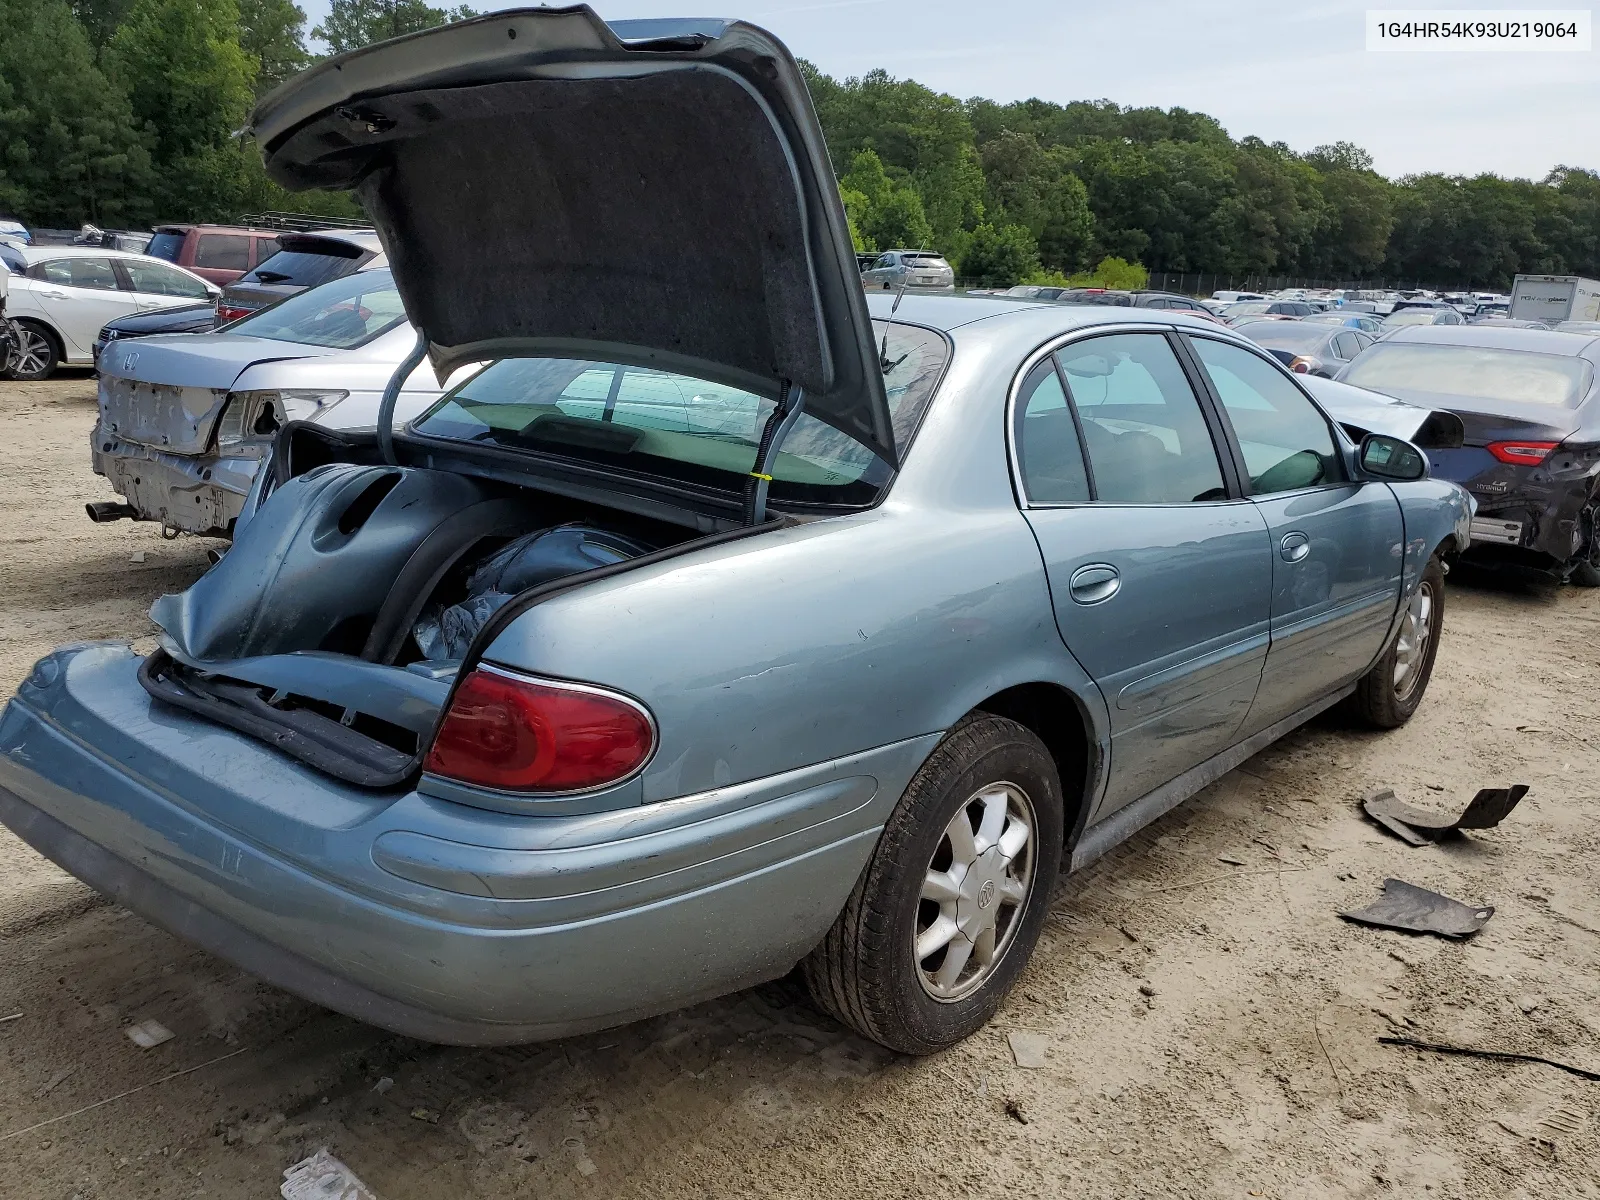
(1280, 531, 1310, 563)
(1068, 563, 1121, 604)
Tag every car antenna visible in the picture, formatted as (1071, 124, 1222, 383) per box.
(879, 273, 910, 374)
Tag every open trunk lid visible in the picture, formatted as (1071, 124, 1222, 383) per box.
(245, 6, 896, 466)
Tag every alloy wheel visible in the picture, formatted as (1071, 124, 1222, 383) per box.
(914, 781, 1036, 1002)
(1392, 581, 1434, 700)
(10, 328, 52, 377)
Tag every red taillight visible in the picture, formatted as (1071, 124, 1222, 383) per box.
(424, 667, 654, 792)
(1289, 355, 1321, 374)
(1486, 440, 1558, 466)
(215, 304, 251, 324)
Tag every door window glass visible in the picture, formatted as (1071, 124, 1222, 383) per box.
(1014, 359, 1090, 503)
(1190, 337, 1344, 495)
(35, 258, 118, 291)
(194, 234, 251, 271)
(1333, 332, 1358, 359)
(122, 260, 212, 299)
(1058, 333, 1226, 504)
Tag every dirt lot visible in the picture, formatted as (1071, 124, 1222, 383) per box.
(1, 375, 1598, 1200)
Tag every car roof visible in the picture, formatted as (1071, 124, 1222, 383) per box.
(16, 246, 157, 262)
(1383, 324, 1599, 356)
(865, 291, 1240, 339)
(153, 223, 278, 234)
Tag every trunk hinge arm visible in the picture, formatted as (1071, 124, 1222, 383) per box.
(377, 329, 430, 466)
(743, 381, 805, 526)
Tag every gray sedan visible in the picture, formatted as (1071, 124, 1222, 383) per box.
(1235, 318, 1376, 377)
(0, 10, 1471, 1056)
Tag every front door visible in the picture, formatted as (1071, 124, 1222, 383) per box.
(1184, 335, 1404, 735)
(1015, 331, 1274, 819)
(27, 256, 138, 358)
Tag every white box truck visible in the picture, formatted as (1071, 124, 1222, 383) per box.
(1509, 274, 1600, 325)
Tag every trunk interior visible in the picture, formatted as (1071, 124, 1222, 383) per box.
(142, 434, 716, 787)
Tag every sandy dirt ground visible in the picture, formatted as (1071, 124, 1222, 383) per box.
(1, 375, 1598, 1200)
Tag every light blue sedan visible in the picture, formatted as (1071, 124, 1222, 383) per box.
(0, 10, 1471, 1055)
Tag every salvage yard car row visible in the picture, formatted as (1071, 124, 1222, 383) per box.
(0, 7, 1584, 1063)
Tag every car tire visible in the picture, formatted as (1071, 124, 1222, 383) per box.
(5, 320, 60, 381)
(1567, 505, 1600, 587)
(1351, 555, 1444, 728)
(802, 714, 1063, 1054)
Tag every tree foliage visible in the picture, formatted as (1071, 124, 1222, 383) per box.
(807, 64, 1598, 287)
(238, 0, 311, 94)
(312, 0, 477, 55)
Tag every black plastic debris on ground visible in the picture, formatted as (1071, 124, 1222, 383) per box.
(1339, 878, 1494, 938)
(1379, 1035, 1600, 1082)
(1361, 785, 1529, 846)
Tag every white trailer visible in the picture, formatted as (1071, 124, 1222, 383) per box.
(1510, 274, 1600, 324)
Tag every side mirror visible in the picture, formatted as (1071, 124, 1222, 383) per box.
(1359, 433, 1428, 481)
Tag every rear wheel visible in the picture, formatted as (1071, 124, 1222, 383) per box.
(1351, 555, 1444, 728)
(803, 715, 1063, 1054)
(1567, 504, 1600, 587)
(5, 321, 59, 381)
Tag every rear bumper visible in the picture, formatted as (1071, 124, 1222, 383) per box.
(90, 422, 260, 534)
(0, 643, 927, 1044)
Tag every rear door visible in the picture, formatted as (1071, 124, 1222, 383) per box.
(1016, 330, 1273, 819)
(27, 257, 138, 358)
(1183, 334, 1403, 736)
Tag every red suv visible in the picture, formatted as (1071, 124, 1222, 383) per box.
(144, 225, 283, 286)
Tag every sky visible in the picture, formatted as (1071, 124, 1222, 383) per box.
(296, 0, 1599, 181)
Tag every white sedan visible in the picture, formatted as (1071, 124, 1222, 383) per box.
(2, 246, 218, 380)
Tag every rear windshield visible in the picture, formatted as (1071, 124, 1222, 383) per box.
(145, 231, 186, 262)
(241, 243, 363, 288)
(904, 254, 949, 266)
(226, 270, 405, 349)
(410, 321, 949, 506)
(1343, 343, 1593, 408)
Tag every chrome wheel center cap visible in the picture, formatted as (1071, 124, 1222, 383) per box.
(956, 848, 1008, 938)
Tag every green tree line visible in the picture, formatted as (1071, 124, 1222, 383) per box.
(0, 0, 474, 229)
(808, 65, 1600, 289)
(3, 8, 1595, 292)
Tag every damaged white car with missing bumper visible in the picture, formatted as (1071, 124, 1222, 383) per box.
(89, 268, 465, 536)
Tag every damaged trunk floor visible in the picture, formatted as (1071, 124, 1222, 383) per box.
(2, 376, 1600, 1199)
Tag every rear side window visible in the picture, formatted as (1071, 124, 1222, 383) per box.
(1189, 337, 1343, 495)
(243, 246, 362, 287)
(1014, 358, 1091, 503)
(1058, 333, 1227, 504)
(145, 231, 186, 262)
(252, 237, 282, 265)
(195, 234, 251, 271)
(33, 258, 118, 291)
